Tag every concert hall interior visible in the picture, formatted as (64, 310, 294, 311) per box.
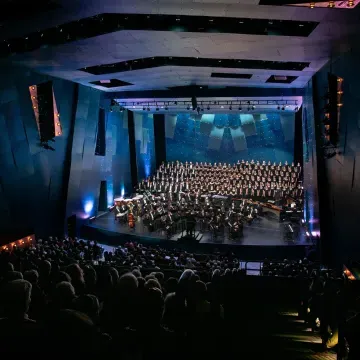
(2, 1, 360, 357)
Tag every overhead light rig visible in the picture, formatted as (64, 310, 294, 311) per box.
(112, 99, 300, 112)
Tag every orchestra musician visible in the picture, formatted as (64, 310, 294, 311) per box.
(125, 159, 303, 238)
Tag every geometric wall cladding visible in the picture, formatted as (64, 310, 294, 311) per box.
(240, 114, 257, 136)
(29, 83, 62, 140)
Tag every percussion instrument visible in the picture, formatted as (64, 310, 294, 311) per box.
(128, 213, 135, 228)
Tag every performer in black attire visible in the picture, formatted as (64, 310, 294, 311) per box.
(116, 159, 303, 241)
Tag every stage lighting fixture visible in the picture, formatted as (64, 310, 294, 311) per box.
(207, 106, 210, 110)
(239, 107, 242, 111)
(165, 106, 168, 110)
(281, 106, 285, 111)
(187, 105, 190, 110)
(229, 105, 232, 110)
(147, 107, 150, 111)
(295, 106, 299, 111)
(156, 107, 159, 111)
(310, 2, 315, 8)
(251, 105, 255, 110)
(142, 107, 146, 111)
(328, 1, 335, 7)
(247, 107, 251, 111)
(174, 101, 178, 105)
(277, 106, 280, 110)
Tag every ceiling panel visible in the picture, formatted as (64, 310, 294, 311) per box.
(1, 0, 359, 93)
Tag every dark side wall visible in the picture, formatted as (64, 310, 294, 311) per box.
(0, 65, 76, 237)
(0, 65, 131, 238)
(313, 49, 360, 265)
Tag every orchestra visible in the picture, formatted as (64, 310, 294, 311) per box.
(114, 159, 303, 241)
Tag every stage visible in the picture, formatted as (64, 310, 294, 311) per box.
(81, 207, 311, 261)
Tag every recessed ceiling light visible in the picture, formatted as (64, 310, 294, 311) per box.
(299, 24, 304, 27)
(239, 21, 243, 24)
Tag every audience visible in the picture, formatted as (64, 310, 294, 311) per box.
(0, 236, 349, 357)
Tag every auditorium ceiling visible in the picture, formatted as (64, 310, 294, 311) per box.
(1, 0, 360, 93)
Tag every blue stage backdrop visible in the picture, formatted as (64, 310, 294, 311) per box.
(134, 112, 156, 181)
(165, 113, 295, 164)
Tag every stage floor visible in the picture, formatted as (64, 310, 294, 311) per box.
(86, 210, 307, 248)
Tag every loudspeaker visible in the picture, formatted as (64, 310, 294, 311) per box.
(191, 95, 197, 110)
(67, 214, 77, 239)
(98, 181, 107, 212)
(37, 81, 55, 142)
(95, 108, 106, 156)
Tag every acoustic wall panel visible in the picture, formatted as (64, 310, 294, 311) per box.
(111, 110, 131, 197)
(280, 113, 295, 142)
(200, 114, 215, 136)
(123, 111, 128, 129)
(230, 127, 247, 152)
(82, 138, 96, 171)
(13, 140, 35, 177)
(0, 65, 133, 236)
(141, 128, 149, 155)
(3, 100, 27, 144)
(0, 113, 12, 155)
(52, 79, 74, 134)
(0, 64, 78, 236)
(240, 114, 257, 137)
(166, 112, 294, 164)
(165, 114, 177, 139)
(32, 151, 51, 187)
(71, 86, 91, 156)
(134, 112, 143, 141)
(134, 113, 156, 182)
(66, 86, 103, 220)
(0, 147, 16, 173)
(208, 127, 224, 151)
(0, 85, 17, 105)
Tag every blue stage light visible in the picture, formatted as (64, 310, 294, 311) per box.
(84, 198, 94, 216)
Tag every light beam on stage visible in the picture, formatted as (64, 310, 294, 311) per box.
(83, 198, 94, 217)
(107, 180, 114, 208)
